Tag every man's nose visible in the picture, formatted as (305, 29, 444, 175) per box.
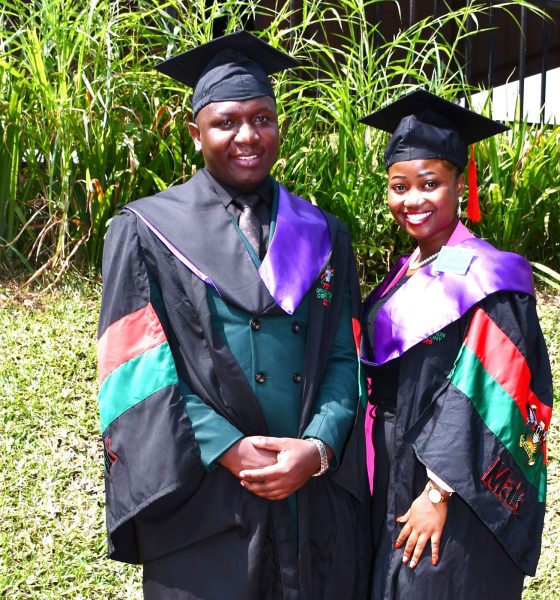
(235, 122, 258, 143)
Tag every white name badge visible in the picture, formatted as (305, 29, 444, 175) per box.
(433, 246, 475, 275)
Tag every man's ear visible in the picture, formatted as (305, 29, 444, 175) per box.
(188, 122, 202, 152)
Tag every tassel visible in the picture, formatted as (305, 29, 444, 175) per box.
(467, 144, 481, 223)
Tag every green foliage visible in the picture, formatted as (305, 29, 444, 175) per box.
(0, 0, 558, 287)
(532, 262, 560, 292)
(473, 121, 560, 272)
(0, 0, 201, 273)
(0, 279, 558, 597)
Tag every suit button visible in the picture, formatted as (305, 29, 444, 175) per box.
(292, 372, 302, 384)
(291, 322, 300, 334)
(251, 318, 261, 331)
(255, 372, 266, 384)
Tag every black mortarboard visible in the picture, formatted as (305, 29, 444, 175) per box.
(359, 89, 508, 171)
(155, 30, 299, 118)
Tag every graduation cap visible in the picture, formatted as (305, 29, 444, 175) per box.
(359, 89, 509, 222)
(155, 30, 300, 118)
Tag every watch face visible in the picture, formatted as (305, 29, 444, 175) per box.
(428, 488, 443, 504)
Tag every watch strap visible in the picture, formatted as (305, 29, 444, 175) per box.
(309, 438, 329, 477)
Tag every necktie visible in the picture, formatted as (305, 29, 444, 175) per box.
(235, 193, 262, 257)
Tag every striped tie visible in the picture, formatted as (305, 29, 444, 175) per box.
(235, 193, 262, 257)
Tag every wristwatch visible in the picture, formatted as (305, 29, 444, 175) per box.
(427, 480, 453, 504)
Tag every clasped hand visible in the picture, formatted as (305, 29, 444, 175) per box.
(395, 489, 448, 568)
(218, 436, 322, 500)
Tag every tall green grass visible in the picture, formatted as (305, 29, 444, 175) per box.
(0, 0, 558, 286)
(478, 120, 560, 270)
(0, 0, 200, 276)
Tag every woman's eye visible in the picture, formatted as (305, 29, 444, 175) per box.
(425, 180, 438, 189)
(393, 184, 406, 192)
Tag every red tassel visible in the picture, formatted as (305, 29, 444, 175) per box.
(467, 144, 481, 223)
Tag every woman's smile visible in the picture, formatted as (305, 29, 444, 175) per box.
(404, 210, 434, 226)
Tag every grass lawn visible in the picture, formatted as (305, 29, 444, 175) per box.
(0, 276, 558, 599)
(0, 277, 142, 599)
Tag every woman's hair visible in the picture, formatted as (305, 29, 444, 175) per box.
(439, 159, 462, 180)
(387, 158, 463, 180)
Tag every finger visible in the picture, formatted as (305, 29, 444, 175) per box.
(431, 533, 442, 566)
(260, 489, 290, 501)
(250, 436, 284, 451)
(402, 531, 419, 564)
(396, 509, 411, 524)
(241, 474, 268, 486)
(394, 523, 411, 549)
(241, 471, 286, 489)
(239, 465, 276, 480)
(240, 478, 271, 494)
(409, 535, 427, 569)
(241, 479, 288, 500)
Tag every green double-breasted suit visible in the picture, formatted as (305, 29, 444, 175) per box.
(97, 169, 370, 599)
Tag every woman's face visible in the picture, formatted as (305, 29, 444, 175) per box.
(387, 158, 465, 253)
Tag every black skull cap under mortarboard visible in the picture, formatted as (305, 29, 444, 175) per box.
(155, 30, 300, 118)
(359, 88, 509, 170)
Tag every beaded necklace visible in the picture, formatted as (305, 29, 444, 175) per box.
(408, 250, 440, 270)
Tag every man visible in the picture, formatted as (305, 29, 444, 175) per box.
(97, 30, 369, 600)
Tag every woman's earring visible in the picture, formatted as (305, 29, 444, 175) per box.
(457, 200, 462, 218)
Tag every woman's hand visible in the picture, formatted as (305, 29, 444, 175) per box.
(238, 437, 331, 500)
(395, 485, 449, 568)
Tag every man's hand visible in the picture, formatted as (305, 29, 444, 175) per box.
(238, 437, 332, 500)
(217, 437, 277, 477)
(394, 486, 449, 568)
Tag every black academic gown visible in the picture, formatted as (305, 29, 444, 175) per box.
(97, 170, 370, 600)
(363, 284, 553, 600)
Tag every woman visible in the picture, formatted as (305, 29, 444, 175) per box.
(359, 89, 553, 599)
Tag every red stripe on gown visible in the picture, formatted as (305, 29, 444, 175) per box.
(463, 307, 552, 458)
(352, 317, 362, 351)
(97, 303, 167, 385)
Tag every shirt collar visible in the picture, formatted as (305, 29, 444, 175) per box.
(202, 168, 273, 208)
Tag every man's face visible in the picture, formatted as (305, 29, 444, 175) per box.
(188, 96, 280, 190)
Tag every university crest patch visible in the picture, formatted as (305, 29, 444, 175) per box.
(316, 264, 334, 307)
(520, 404, 548, 466)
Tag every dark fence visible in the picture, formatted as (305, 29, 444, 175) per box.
(371, 1, 560, 122)
(215, 0, 560, 123)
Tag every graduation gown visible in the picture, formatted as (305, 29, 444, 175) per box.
(361, 222, 553, 600)
(97, 170, 370, 600)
